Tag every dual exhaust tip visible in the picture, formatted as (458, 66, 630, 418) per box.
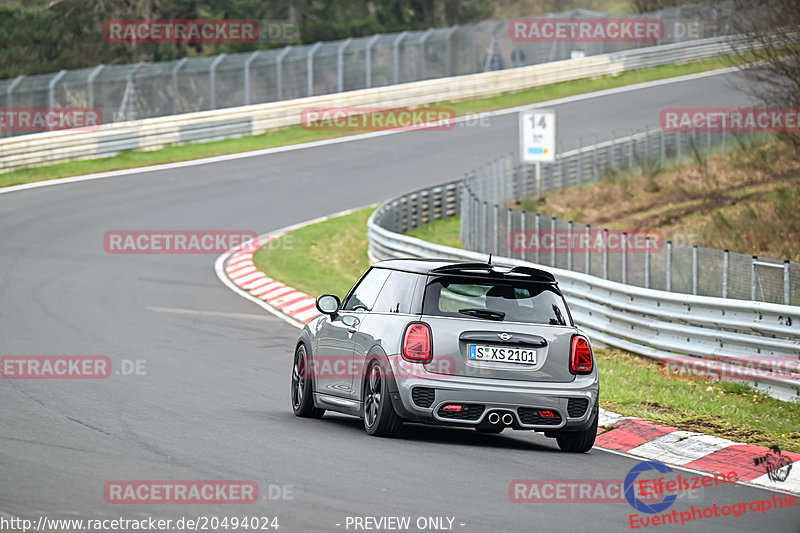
(488, 412, 514, 426)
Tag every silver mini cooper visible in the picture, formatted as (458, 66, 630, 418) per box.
(291, 259, 599, 452)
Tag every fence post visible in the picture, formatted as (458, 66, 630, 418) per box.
(492, 204, 499, 254)
(5, 75, 24, 138)
(609, 131, 616, 172)
(482, 201, 488, 253)
(585, 225, 591, 274)
(87, 65, 104, 109)
(660, 128, 665, 169)
(534, 213, 541, 264)
(751, 256, 758, 301)
(306, 42, 322, 97)
(621, 231, 627, 284)
(645, 237, 651, 289)
(677, 129, 682, 163)
(446, 25, 460, 76)
(276, 46, 292, 100)
(784, 260, 791, 306)
(628, 131, 634, 170)
(337, 39, 352, 92)
(550, 217, 556, 267)
(366, 34, 381, 89)
(209, 54, 226, 110)
(244, 51, 260, 105)
(666, 241, 672, 292)
(420, 29, 434, 79)
(722, 249, 729, 298)
(393, 31, 408, 84)
(692, 244, 698, 295)
(171, 58, 188, 115)
(506, 207, 512, 257)
(592, 136, 599, 181)
(48, 70, 67, 119)
(567, 221, 573, 271)
(603, 229, 609, 280)
(520, 210, 527, 262)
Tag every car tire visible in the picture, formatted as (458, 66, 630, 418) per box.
(363, 360, 402, 437)
(555, 401, 598, 453)
(291, 344, 325, 418)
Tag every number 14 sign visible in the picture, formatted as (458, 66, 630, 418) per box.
(519, 110, 556, 163)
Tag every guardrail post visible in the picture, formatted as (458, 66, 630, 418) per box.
(87, 65, 104, 109)
(393, 31, 408, 84)
(307, 42, 322, 97)
(567, 220, 573, 271)
(550, 216, 556, 267)
(660, 129, 665, 169)
(621, 232, 627, 284)
(209, 54, 226, 110)
(244, 51, 260, 105)
(592, 136, 599, 181)
(171, 58, 188, 115)
(577, 139, 583, 186)
(520, 210, 527, 261)
(784, 260, 791, 305)
(722, 249, 729, 298)
(677, 129, 682, 163)
(534, 213, 541, 264)
(628, 131, 634, 170)
(645, 237, 651, 289)
(603, 229, 609, 280)
(276, 46, 292, 100)
(692, 244, 698, 295)
(666, 241, 672, 292)
(507, 207, 512, 257)
(609, 131, 616, 172)
(751, 256, 758, 301)
(366, 34, 381, 89)
(337, 38, 352, 93)
(493, 204, 499, 255)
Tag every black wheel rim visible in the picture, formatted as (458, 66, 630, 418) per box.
(364, 364, 382, 428)
(291, 348, 306, 409)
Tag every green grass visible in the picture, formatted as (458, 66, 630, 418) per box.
(0, 53, 745, 189)
(252, 207, 800, 452)
(252, 207, 375, 299)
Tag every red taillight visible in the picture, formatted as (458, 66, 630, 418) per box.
(403, 322, 432, 363)
(570, 335, 593, 374)
(442, 404, 462, 412)
(539, 410, 555, 418)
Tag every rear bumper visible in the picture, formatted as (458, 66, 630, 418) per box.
(387, 362, 599, 431)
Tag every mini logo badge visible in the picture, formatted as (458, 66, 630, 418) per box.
(498, 333, 512, 341)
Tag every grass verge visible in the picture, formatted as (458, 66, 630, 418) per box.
(250, 206, 800, 452)
(1, 54, 744, 189)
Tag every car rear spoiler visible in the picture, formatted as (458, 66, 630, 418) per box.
(429, 263, 556, 283)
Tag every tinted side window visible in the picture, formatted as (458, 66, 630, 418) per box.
(342, 268, 391, 312)
(372, 271, 419, 314)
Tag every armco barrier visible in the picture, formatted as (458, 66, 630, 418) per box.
(0, 36, 755, 173)
(366, 182, 800, 402)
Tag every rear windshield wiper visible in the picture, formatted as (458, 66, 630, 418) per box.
(458, 308, 506, 321)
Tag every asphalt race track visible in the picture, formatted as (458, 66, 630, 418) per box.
(1, 69, 798, 533)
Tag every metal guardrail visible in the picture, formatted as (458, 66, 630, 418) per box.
(0, 1, 736, 135)
(366, 182, 800, 402)
(459, 129, 800, 307)
(0, 36, 757, 174)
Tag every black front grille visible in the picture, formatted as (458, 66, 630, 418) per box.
(437, 403, 485, 421)
(412, 387, 435, 408)
(567, 398, 590, 418)
(518, 407, 563, 425)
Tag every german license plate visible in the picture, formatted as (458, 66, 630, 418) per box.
(468, 345, 536, 364)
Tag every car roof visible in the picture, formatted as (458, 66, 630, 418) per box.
(372, 259, 556, 283)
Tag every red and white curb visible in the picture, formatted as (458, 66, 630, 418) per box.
(215, 212, 799, 497)
(598, 412, 800, 494)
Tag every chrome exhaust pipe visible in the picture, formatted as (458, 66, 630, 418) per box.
(502, 413, 514, 426)
(488, 412, 500, 424)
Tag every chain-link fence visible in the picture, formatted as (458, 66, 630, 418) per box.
(460, 128, 799, 306)
(0, 1, 740, 137)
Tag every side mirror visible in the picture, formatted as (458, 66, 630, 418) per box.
(316, 294, 341, 315)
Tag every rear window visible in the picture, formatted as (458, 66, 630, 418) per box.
(422, 276, 570, 326)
